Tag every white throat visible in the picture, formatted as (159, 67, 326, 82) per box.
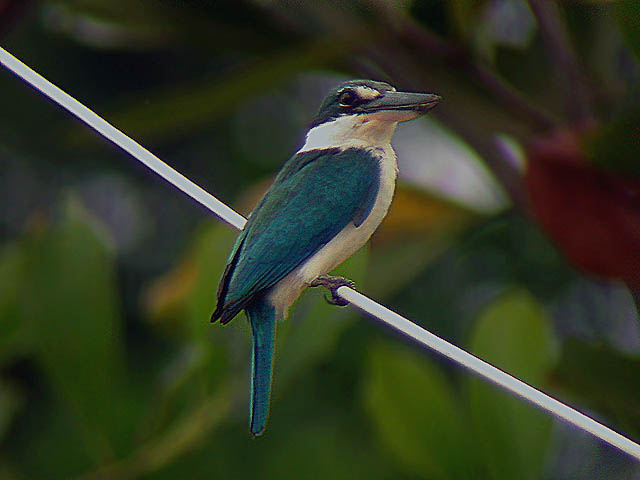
(300, 114, 399, 152)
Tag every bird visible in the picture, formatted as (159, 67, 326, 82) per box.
(211, 79, 441, 436)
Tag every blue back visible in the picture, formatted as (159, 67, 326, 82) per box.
(212, 147, 381, 323)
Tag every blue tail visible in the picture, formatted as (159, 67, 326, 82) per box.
(245, 296, 277, 436)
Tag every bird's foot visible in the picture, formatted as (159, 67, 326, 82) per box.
(309, 275, 355, 306)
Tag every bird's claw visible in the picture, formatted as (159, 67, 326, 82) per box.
(309, 275, 355, 306)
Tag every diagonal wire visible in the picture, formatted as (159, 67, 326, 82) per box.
(2, 45, 639, 462)
(0, 48, 246, 231)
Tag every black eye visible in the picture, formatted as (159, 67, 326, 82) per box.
(339, 90, 357, 108)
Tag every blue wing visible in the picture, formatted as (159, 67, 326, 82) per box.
(212, 147, 381, 323)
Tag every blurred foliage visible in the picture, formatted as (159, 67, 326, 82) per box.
(614, 0, 640, 59)
(364, 340, 481, 479)
(585, 108, 640, 175)
(467, 290, 555, 480)
(1, 0, 639, 479)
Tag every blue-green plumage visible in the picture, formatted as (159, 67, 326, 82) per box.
(245, 294, 276, 436)
(211, 148, 380, 436)
(211, 79, 441, 436)
(212, 148, 380, 323)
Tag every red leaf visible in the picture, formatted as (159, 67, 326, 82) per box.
(525, 128, 640, 286)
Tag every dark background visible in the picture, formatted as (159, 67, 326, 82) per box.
(1, 1, 639, 478)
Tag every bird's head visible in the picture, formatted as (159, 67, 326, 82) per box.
(304, 79, 441, 150)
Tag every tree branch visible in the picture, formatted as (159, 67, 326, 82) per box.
(371, 2, 557, 132)
(527, 0, 592, 124)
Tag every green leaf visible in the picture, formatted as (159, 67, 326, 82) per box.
(0, 243, 32, 363)
(552, 339, 640, 438)
(22, 199, 127, 461)
(8, 394, 96, 478)
(0, 380, 22, 442)
(362, 340, 480, 479)
(584, 109, 640, 176)
(144, 219, 238, 344)
(467, 289, 556, 480)
(42, 0, 183, 49)
(45, 0, 287, 53)
(614, 0, 640, 59)
(139, 221, 237, 438)
(447, 0, 485, 41)
(180, 222, 237, 394)
(262, 421, 395, 480)
(182, 222, 238, 339)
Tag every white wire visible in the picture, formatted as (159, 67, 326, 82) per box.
(2, 45, 639, 462)
(338, 287, 640, 461)
(0, 47, 247, 231)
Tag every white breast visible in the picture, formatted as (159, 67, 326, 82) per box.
(268, 142, 398, 319)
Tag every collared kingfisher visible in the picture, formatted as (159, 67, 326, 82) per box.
(211, 79, 441, 436)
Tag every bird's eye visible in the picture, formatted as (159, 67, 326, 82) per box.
(339, 90, 357, 108)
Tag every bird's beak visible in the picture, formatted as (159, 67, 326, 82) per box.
(355, 90, 441, 122)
